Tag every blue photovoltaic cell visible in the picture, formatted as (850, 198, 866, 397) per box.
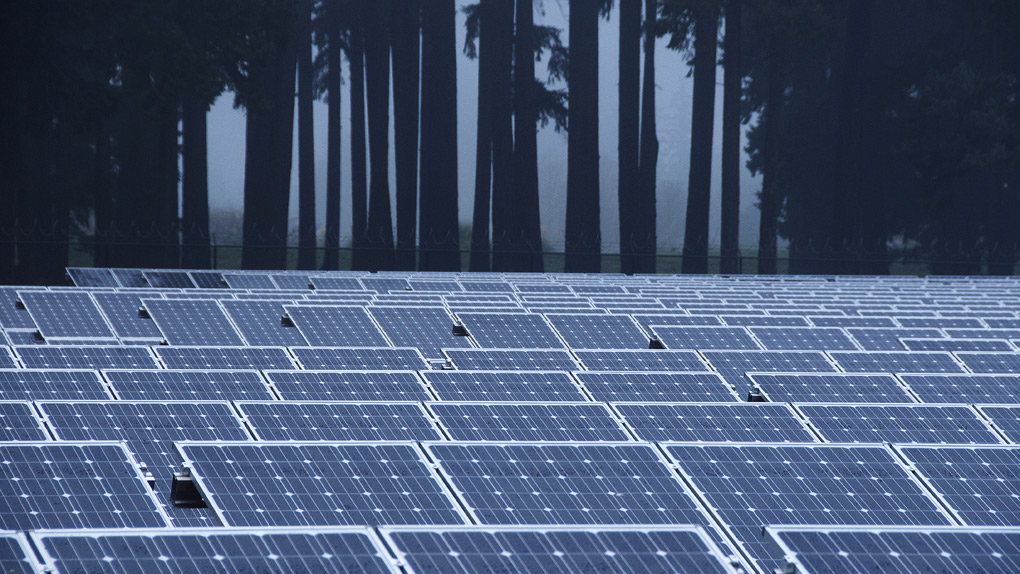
(631, 314, 723, 328)
(15, 346, 158, 369)
(809, 317, 898, 328)
(902, 338, 1013, 352)
(179, 442, 466, 527)
(285, 305, 389, 347)
(575, 372, 737, 402)
(36, 529, 397, 574)
(18, 291, 114, 339)
(720, 315, 810, 327)
(830, 351, 965, 374)
(270, 273, 312, 290)
(615, 403, 816, 442)
(575, 350, 708, 372)
(749, 373, 915, 403)
(291, 347, 427, 370)
(425, 442, 710, 526)
(421, 371, 587, 401)
(976, 406, 1020, 443)
(155, 346, 295, 370)
(143, 299, 244, 346)
(946, 328, 1020, 340)
(797, 404, 1000, 444)
(222, 273, 277, 290)
(0, 348, 15, 368)
(0, 369, 110, 400)
(769, 527, 1020, 574)
(103, 369, 273, 401)
(429, 403, 630, 442)
(267, 370, 431, 401)
(900, 374, 1020, 404)
(444, 349, 580, 371)
(955, 352, 1020, 374)
(845, 328, 945, 351)
(0, 402, 48, 440)
(649, 326, 759, 350)
(665, 443, 954, 573)
(92, 293, 164, 339)
(0, 534, 34, 574)
(221, 300, 307, 346)
(237, 401, 441, 441)
(369, 307, 472, 358)
(750, 327, 859, 351)
(67, 267, 119, 287)
(986, 318, 1020, 329)
(543, 314, 649, 350)
(702, 351, 837, 393)
(899, 446, 1020, 526)
(382, 527, 734, 574)
(459, 314, 565, 349)
(0, 288, 42, 330)
(143, 271, 196, 289)
(188, 271, 227, 289)
(897, 317, 985, 329)
(0, 442, 168, 529)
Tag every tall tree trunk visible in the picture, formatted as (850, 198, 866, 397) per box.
(719, 0, 742, 274)
(635, 0, 659, 274)
(564, 0, 601, 272)
(181, 95, 211, 269)
(681, 7, 718, 274)
(365, 0, 395, 271)
(297, 0, 317, 270)
(514, 0, 544, 272)
(323, 0, 343, 270)
(348, 6, 369, 270)
(470, 0, 494, 272)
(392, 0, 420, 271)
(490, 0, 515, 270)
(618, 0, 641, 274)
(756, 39, 785, 275)
(419, 0, 461, 271)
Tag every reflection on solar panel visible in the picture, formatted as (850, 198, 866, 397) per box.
(460, 281, 514, 293)
(143, 271, 196, 289)
(703, 350, 837, 393)
(15, 346, 158, 369)
(444, 349, 580, 371)
(223, 272, 277, 290)
(0, 442, 169, 529)
(955, 352, 1020, 374)
(155, 346, 295, 370)
(67, 267, 119, 287)
(189, 271, 227, 289)
(458, 313, 565, 349)
(425, 442, 711, 526)
(749, 373, 915, 403)
(92, 293, 163, 339)
(902, 338, 1013, 352)
(429, 403, 630, 441)
(830, 351, 965, 373)
(899, 445, 1020, 526)
(143, 299, 244, 346)
(900, 373, 1020, 404)
(285, 306, 389, 347)
(18, 292, 115, 340)
(543, 314, 649, 350)
(575, 350, 708, 372)
(103, 369, 273, 400)
(221, 300, 307, 346)
(976, 406, 1020, 443)
(237, 402, 441, 441)
(368, 307, 471, 358)
(111, 269, 146, 288)
(615, 403, 817, 442)
(291, 347, 427, 370)
(34, 528, 398, 574)
(576, 372, 738, 402)
(266, 370, 431, 401)
(381, 526, 737, 574)
(796, 404, 1000, 444)
(665, 443, 954, 572)
(768, 526, 1020, 574)
(309, 276, 365, 290)
(0, 402, 49, 440)
(650, 326, 759, 350)
(422, 371, 585, 401)
(360, 277, 410, 292)
(268, 273, 310, 290)
(178, 442, 467, 527)
(750, 327, 858, 351)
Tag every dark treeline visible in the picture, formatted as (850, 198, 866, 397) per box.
(4, 0, 1020, 284)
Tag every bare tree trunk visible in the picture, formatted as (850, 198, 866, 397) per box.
(757, 39, 785, 275)
(635, 0, 659, 274)
(719, 0, 742, 274)
(297, 0, 316, 270)
(618, 0, 641, 274)
(490, 0, 515, 270)
(470, 0, 494, 272)
(323, 0, 343, 270)
(365, 0, 395, 271)
(514, 0, 544, 272)
(392, 0, 420, 271)
(348, 5, 369, 270)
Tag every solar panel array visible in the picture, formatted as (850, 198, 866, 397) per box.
(3, 268, 1020, 571)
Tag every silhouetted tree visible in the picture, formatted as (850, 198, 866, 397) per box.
(297, 0, 317, 270)
(347, 2, 369, 270)
(364, 0, 395, 271)
(719, 0, 742, 274)
(467, 1, 494, 272)
(618, 0, 641, 274)
(317, 0, 345, 270)
(392, 0, 421, 270)
(635, 0, 659, 274)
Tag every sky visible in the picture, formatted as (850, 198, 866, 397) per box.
(203, 1, 764, 252)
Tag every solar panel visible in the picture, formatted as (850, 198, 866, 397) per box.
(188, 271, 227, 289)
(223, 272, 277, 289)
(177, 442, 468, 527)
(0, 369, 111, 401)
(284, 305, 389, 347)
(0, 347, 16, 368)
(444, 349, 580, 371)
(309, 276, 367, 290)
(221, 300, 307, 346)
(0, 442, 169, 529)
(67, 267, 119, 287)
(649, 326, 759, 350)
(423, 442, 714, 526)
(460, 281, 515, 293)
(985, 318, 1020, 329)
(615, 402, 817, 442)
(898, 445, 1020, 526)
(576, 371, 738, 402)
(630, 314, 723, 328)
(946, 328, 1020, 340)
(0, 288, 42, 330)
(768, 526, 1020, 574)
(900, 373, 1020, 404)
(543, 314, 649, 349)
(0, 532, 35, 574)
(91, 293, 164, 340)
(574, 349, 709, 372)
(360, 277, 411, 292)
(897, 317, 985, 329)
(458, 313, 565, 349)
(702, 350, 837, 393)
(155, 346, 295, 370)
(750, 327, 859, 351)
(829, 351, 966, 373)
(368, 306, 472, 359)
(380, 526, 738, 574)
(421, 370, 586, 401)
(103, 369, 273, 400)
(809, 316, 897, 328)
(901, 338, 1013, 352)
(975, 406, 1020, 443)
(0, 402, 49, 440)
(111, 269, 147, 288)
(269, 273, 312, 289)
(720, 315, 810, 327)
(18, 291, 115, 340)
(796, 404, 1000, 444)
(429, 403, 631, 441)
(266, 370, 431, 401)
(664, 443, 955, 573)
(844, 328, 945, 351)
(143, 271, 196, 289)
(749, 372, 916, 403)
(142, 299, 245, 346)
(955, 352, 1020, 374)
(33, 528, 398, 574)
(15, 346, 158, 369)
(236, 401, 442, 441)
(291, 347, 427, 370)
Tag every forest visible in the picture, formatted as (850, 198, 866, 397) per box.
(4, 0, 1020, 284)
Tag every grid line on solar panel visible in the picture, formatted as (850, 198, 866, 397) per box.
(378, 525, 739, 574)
(17, 292, 116, 340)
(612, 402, 819, 442)
(542, 314, 650, 350)
(457, 313, 566, 349)
(574, 349, 709, 372)
(896, 445, 1020, 527)
(0, 402, 50, 440)
(235, 401, 443, 441)
(793, 403, 1002, 444)
(176, 441, 469, 527)
(954, 352, 1020, 374)
(427, 402, 633, 442)
(901, 338, 1014, 352)
(290, 346, 428, 370)
(574, 371, 739, 402)
(220, 300, 307, 346)
(15, 346, 159, 370)
(748, 327, 860, 351)
(31, 527, 399, 574)
(422, 441, 717, 527)
(648, 326, 760, 350)
(420, 370, 588, 401)
(443, 349, 580, 371)
(748, 372, 917, 403)
(141, 299, 245, 346)
(368, 306, 473, 359)
(974, 406, 1020, 443)
(828, 350, 966, 373)
(283, 305, 391, 347)
(0, 442, 171, 529)
(154, 346, 295, 370)
(102, 369, 274, 401)
(662, 442, 957, 573)
(265, 370, 432, 401)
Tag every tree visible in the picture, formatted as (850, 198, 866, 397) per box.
(634, 0, 659, 274)
(319, 0, 344, 270)
(297, 0, 317, 270)
(364, 0, 395, 271)
(347, 2, 369, 270)
(392, 0, 421, 270)
(719, 0, 742, 274)
(618, 0, 642, 274)
(489, 0, 516, 271)
(467, 1, 494, 272)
